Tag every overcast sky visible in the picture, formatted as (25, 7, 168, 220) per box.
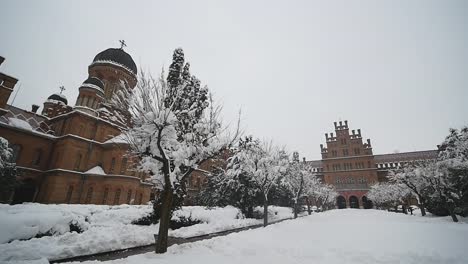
(1, 0, 467, 160)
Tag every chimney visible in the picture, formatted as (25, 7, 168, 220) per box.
(352, 130, 355, 135)
(344, 120, 348, 127)
(325, 133, 329, 140)
(367, 139, 371, 147)
(339, 121, 343, 127)
(330, 132, 334, 138)
(357, 129, 361, 137)
(31, 104, 40, 113)
(334, 122, 337, 129)
(302, 157, 306, 162)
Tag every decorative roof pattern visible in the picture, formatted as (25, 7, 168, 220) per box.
(92, 48, 137, 75)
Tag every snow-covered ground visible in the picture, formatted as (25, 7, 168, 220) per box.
(69, 209, 468, 264)
(0, 203, 296, 262)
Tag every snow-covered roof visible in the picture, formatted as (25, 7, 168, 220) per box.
(8, 117, 33, 131)
(374, 150, 438, 163)
(80, 83, 104, 94)
(103, 134, 128, 145)
(85, 166, 106, 175)
(91, 60, 137, 75)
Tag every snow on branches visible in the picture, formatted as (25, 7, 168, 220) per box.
(226, 136, 288, 226)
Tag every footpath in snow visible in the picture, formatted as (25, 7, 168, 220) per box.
(69, 209, 468, 264)
(0, 203, 295, 262)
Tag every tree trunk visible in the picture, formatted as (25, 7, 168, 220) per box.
(247, 206, 254, 218)
(402, 205, 407, 214)
(294, 201, 298, 219)
(263, 199, 268, 227)
(306, 198, 311, 215)
(419, 205, 426, 216)
(448, 206, 459, 223)
(155, 187, 174, 253)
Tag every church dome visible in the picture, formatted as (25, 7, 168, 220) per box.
(81, 76, 104, 92)
(47, 93, 68, 105)
(92, 48, 137, 75)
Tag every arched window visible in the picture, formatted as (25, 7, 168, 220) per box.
(76, 96, 82, 106)
(113, 189, 121, 205)
(120, 158, 127, 174)
(82, 96, 89, 107)
(126, 189, 132, 204)
(32, 149, 42, 166)
(10, 144, 22, 162)
(110, 157, 116, 173)
(88, 97, 95, 108)
(102, 187, 109, 204)
(66, 185, 74, 204)
(74, 153, 82, 170)
(85, 187, 94, 204)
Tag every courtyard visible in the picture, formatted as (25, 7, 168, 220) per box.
(72, 209, 468, 264)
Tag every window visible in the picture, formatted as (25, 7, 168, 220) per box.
(368, 161, 371, 168)
(138, 193, 143, 205)
(82, 96, 89, 107)
(102, 188, 109, 204)
(127, 189, 132, 204)
(114, 189, 121, 205)
(120, 158, 127, 175)
(88, 97, 95, 108)
(85, 187, 94, 204)
(32, 149, 42, 166)
(74, 153, 82, 170)
(66, 185, 74, 204)
(110, 158, 116, 173)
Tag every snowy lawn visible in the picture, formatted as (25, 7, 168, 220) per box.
(0, 203, 296, 262)
(70, 209, 468, 264)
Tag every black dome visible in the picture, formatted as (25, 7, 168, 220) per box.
(83, 76, 104, 90)
(92, 48, 137, 74)
(47, 93, 68, 105)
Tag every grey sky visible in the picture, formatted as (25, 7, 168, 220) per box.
(1, 0, 467, 160)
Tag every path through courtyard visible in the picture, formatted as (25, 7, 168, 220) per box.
(71, 209, 468, 264)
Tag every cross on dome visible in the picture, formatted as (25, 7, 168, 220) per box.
(119, 40, 127, 49)
(59, 85, 66, 94)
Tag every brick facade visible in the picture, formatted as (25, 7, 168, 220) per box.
(0, 49, 152, 205)
(307, 121, 438, 209)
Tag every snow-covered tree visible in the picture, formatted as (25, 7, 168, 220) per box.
(226, 137, 288, 226)
(112, 48, 239, 253)
(312, 183, 339, 211)
(283, 152, 318, 218)
(196, 165, 262, 218)
(434, 127, 468, 221)
(388, 163, 433, 216)
(367, 182, 411, 210)
(0, 137, 17, 203)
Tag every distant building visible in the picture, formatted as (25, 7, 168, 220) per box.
(0, 48, 152, 205)
(307, 121, 438, 209)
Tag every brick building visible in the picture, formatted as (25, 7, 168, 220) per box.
(0, 48, 152, 205)
(307, 121, 438, 209)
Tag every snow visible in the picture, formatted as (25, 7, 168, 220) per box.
(8, 117, 33, 130)
(85, 166, 106, 175)
(103, 134, 128, 145)
(0, 204, 295, 262)
(71, 209, 468, 264)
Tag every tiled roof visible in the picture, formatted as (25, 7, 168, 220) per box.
(306, 160, 323, 167)
(0, 105, 50, 133)
(374, 150, 438, 163)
